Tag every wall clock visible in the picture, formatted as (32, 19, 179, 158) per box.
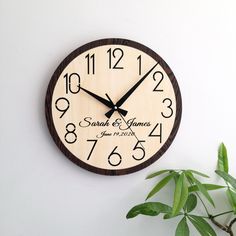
(45, 38, 182, 175)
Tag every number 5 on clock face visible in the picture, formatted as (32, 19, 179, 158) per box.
(45, 38, 182, 175)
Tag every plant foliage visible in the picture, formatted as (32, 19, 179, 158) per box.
(127, 143, 236, 235)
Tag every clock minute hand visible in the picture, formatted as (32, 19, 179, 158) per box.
(116, 63, 158, 108)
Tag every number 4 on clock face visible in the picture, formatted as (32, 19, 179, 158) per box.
(45, 38, 182, 175)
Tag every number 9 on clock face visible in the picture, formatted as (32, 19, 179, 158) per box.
(45, 38, 182, 175)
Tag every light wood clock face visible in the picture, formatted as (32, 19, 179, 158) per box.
(45, 38, 182, 175)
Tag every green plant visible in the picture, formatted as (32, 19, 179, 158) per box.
(126, 143, 236, 235)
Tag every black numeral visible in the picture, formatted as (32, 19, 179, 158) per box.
(161, 98, 173, 118)
(137, 55, 142, 75)
(132, 140, 146, 161)
(108, 146, 122, 166)
(65, 123, 77, 144)
(64, 73, 80, 94)
(148, 123, 162, 143)
(85, 53, 95, 74)
(55, 97, 70, 118)
(107, 48, 124, 69)
(86, 139, 98, 160)
(153, 71, 164, 92)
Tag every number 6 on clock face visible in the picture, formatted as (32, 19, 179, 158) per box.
(45, 38, 182, 175)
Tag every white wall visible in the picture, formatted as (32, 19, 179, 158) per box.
(1, 0, 236, 235)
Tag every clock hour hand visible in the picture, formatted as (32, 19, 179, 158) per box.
(80, 87, 128, 117)
(105, 93, 128, 118)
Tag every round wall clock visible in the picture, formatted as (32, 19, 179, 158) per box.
(45, 38, 182, 175)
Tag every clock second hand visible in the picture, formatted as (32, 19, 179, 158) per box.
(118, 112, 144, 149)
(105, 94, 144, 149)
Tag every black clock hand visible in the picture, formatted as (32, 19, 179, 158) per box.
(80, 87, 128, 117)
(80, 87, 113, 107)
(115, 62, 158, 108)
(105, 93, 128, 118)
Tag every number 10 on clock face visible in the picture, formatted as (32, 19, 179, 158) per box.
(45, 38, 182, 175)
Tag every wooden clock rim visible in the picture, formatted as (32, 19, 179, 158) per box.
(45, 38, 182, 176)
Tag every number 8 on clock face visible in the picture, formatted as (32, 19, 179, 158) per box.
(45, 38, 182, 175)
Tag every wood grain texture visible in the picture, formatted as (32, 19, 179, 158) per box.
(45, 38, 182, 175)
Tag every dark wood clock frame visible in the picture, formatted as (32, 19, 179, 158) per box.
(45, 38, 182, 175)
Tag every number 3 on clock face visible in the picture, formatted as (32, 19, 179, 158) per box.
(45, 38, 182, 175)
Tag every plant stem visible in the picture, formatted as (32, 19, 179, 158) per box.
(209, 215, 229, 232)
(212, 211, 233, 218)
(191, 182, 234, 235)
(186, 177, 211, 216)
(193, 187, 234, 235)
(229, 218, 236, 229)
(195, 191, 210, 216)
(208, 215, 235, 235)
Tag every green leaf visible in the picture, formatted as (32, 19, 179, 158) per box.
(126, 202, 172, 219)
(146, 169, 173, 179)
(174, 173, 180, 185)
(189, 184, 225, 193)
(172, 173, 189, 216)
(226, 188, 236, 213)
(187, 170, 209, 178)
(146, 172, 176, 200)
(215, 170, 236, 189)
(163, 212, 183, 219)
(186, 172, 215, 207)
(184, 194, 197, 213)
(175, 217, 189, 236)
(217, 143, 228, 173)
(188, 215, 216, 236)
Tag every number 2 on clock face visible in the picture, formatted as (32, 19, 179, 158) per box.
(45, 38, 182, 175)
